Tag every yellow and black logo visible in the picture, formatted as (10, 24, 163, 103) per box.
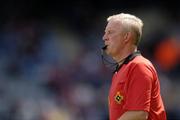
(114, 92, 123, 104)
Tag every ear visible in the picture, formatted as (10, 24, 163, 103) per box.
(123, 32, 131, 43)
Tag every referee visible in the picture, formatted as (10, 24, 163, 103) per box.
(102, 13, 166, 120)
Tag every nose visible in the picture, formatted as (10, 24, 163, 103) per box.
(103, 33, 108, 41)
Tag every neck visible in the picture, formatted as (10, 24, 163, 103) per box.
(113, 46, 137, 66)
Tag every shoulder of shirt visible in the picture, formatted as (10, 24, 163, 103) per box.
(131, 55, 152, 65)
(128, 55, 156, 71)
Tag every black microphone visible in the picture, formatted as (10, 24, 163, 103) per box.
(101, 45, 107, 56)
(102, 45, 107, 50)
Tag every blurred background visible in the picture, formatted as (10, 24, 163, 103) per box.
(0, 0, 180, 120)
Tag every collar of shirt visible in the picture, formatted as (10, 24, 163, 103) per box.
(113, 50, 141, 73)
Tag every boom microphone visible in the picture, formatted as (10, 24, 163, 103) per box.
(101, 45, 127, 73)
(101, 45, 119, 72)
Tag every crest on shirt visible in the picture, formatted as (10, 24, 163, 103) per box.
(114, 91, 123, 104)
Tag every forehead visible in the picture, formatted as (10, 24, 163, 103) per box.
(105, 20, 122, 31)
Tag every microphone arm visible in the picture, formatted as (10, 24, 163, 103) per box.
(101, 45, 126, 72)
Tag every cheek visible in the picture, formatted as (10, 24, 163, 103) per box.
(109, 35, 122, 49)
(111, 37, 121, 47)
(113, 38, 124, 52)
(110, 39, 121, 53)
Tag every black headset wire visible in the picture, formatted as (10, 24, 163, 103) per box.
(101, 49, 125, 72)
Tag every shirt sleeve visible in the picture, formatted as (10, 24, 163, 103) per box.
(124, 63, 153, 112)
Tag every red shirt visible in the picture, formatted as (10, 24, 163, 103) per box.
(109, 53, 166, 120)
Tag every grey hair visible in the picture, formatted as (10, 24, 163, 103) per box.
(107, 13, 144, 45)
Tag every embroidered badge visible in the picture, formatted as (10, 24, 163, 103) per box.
(114, 91, 123, 104)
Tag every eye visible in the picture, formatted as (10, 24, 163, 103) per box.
(104, 29, 114, 35)
(107, 30, 113, 34)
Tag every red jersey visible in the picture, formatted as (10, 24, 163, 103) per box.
(109, 51, 166, 120)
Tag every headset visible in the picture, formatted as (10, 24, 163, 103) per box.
(101, 45, 124, 72)
(101, 45, 141, 73)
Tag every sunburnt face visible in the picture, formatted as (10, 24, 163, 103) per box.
(103, 20, 126, 58)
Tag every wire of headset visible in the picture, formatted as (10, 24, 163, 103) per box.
(101, 45, 125, 72)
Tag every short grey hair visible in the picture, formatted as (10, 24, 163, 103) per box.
(107, 13, 144, 45)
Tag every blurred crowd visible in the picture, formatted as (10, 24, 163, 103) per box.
(0, 5, 180, 120)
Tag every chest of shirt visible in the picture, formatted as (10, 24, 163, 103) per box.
(109, 67, 130, 109)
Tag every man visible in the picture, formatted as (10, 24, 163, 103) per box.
(102, 13, 166, 120)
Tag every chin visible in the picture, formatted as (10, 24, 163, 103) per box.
(106, 50, 112, 56)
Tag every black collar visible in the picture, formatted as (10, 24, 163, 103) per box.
(113, 50, 141, 73)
